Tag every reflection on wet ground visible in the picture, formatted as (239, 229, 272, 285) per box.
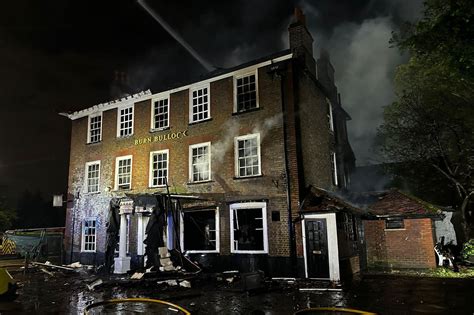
(1, 269, 473, 314)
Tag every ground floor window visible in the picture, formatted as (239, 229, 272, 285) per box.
(181, 209, 219, 253)
(82, 218, 96, 252)
(230, 202, 268, 254)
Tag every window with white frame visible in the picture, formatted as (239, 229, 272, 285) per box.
(189, 142, 211, 182)
(189, 85, 210, 123)
(327, 100, 334, 132)
(235, 73, 257, 112)
(115, 156, 132, 190)
(82, 218, 97, 252)
(88, 113, 102, 143)
(181, 209, 219, 253)
(118, 105, 134, 137)
(85, 161, 100, 193)
(152, 97, 169, 130)
(230, 202, 268, 253)
(235, 133, 261, 177)
(330, 152, 338, 186)
(150, 150, 169, 187)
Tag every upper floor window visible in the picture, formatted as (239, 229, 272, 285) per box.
(115, 155, 132, 190)
(189, 142, 211, 182)
(330, 152, 338, 186)
(152, 97, 169, 130)
(118, 105, 134, 137)
(149, 150, 169, 187)
(189, 85, 210, 123)
(235, 73, 258, 112)
(327, 99, 334, 132)
(82, 218, 97, 252)
(85, 161, 100, 193)
(235, 133, 261, 178)
(88, 113, 102, 143)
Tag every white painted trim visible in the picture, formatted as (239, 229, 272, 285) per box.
(65, 53, 293, 121)
(84, 160, 101, 194)
(326, 98, 334, 132)
(188, 142, 212, 183)
(180, 207, 220, 254)
(230, 202, 268, 254)
(234, 133, 261, 178)
(188, 83, 211, 124)
(114, 155, 133, 190)
(233, 70, 259, 113)
(302, 213, 340, 282)
(331, 152, 338, 186)
(149, 149, 169, 188)
(81, 217, 97, 253)
(87, 112, 103, 144)
(116, 104, 134, 138)
(150, 94, 170, 131)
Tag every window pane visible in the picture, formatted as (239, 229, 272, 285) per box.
(233, 208, 264, 251)
(191, 87, 209, 122)
(183, 210, 216, 251)
(236, 74, 257, 112)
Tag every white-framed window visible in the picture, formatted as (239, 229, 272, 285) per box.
(85, 161, 100, 193)
(235, 133, 261, 178)
(189, 142, 211, 182)
(117, 105, 134, 137)
(330, 152, 338, 186)
(189, 84, 210, 123)
(327, 99, 334, 132)
(115, 155, 133, 190)
(234, 72, 258, 112)
(151, 96, 169, 130)
(88, 113, 102, 143)
(81, 218, 97, 252)
(180, 208, 219, 253)
(230, 202, 268, 254)
(149, 149, 169, 187)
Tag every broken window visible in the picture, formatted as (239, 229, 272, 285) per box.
(88, 113, 102, 143)
(118, 105, 134, 137)
(189, 142, 211, 182)
(150, 150, 168, 187)
(236, 73, 257, 112)
(182, 209, 218, 252)
(235, 134, 261, 177)
(230, 202, 268, 253)
(82, 218, 96, 252)
(85, 161, 100, 193)
(116, 155, 132, 190)
(152, 97, 169, 130)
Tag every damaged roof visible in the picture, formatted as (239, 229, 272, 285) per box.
(367, 189, 444, 218)
(299, 186, 365, 215)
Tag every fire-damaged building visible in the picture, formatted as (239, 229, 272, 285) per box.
(61, 9, 356, 281)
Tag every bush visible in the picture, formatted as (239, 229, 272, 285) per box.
(461, 239, 474, 259)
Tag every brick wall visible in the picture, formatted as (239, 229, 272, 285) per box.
(363, 218, 436, 269)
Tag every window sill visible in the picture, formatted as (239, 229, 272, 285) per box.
(116, 134, 134, 139)
(84, 191, 101, 196)
(148, 185, 167, 189)
(112, 188, 133, 192)
(184, 250, 219, 254)
(187, 180, 214, 185)
(232, 107, 261, 116)
(149, 126, 170, 133)
(86, 141, 102, 146)
(81, 250, 97, 253)
(189, 117, 212, 126)
(230, 251, 268, 255)
(233, 174, 263, 180)
(384, 228, 406, 231)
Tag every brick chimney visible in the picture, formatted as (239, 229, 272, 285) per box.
(288, 7, 316, 76)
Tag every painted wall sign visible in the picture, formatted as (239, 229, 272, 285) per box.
(134, 130, 188, 145)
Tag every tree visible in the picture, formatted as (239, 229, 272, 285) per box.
(379, 0, 474, 242)
(0, 190, 16, 232)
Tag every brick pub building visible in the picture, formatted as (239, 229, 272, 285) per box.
(62, 9, 355, 279)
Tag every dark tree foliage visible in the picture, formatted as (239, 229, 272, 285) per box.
(0, 190, 16, 232)
(15, 190, 65, 229)
(379, 0, 474, 242)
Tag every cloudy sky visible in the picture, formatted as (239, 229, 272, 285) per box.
(0, 0, 423, 203)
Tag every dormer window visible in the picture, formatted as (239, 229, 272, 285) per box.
(235, 73, 258, 112)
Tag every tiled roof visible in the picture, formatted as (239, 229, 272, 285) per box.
(368, 189, 442, 217)
(300, 186, 365, 215)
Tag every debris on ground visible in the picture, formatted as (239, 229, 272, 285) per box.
(86, 278, 103, 291)
(39, 268, 54, 277)
(131, 272, 145, 280)
(30, 261, 75, 272)
(67, 262, 83, 269)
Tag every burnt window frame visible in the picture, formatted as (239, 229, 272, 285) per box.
(385, 218, 405, 230)
(180, 208, 220, 253)
(230, 202, 268, 254)
(234, 71, 259, 113)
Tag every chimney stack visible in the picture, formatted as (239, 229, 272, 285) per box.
(288, 7, 316, 76)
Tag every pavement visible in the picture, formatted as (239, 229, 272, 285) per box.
(0, 266, 473, 314)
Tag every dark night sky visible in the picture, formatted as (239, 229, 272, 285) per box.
(0, 0, 423, 207)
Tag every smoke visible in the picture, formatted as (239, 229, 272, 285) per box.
(211, 119, 240, 169)
(252, 113, 283, 141)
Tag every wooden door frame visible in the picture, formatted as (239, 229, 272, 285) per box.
(302, 213, 340, 281)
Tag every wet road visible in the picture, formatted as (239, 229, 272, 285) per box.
(1, 270, 473, 314)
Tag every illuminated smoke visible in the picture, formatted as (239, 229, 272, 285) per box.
(252, 113, 283, 140)
(137, 0, 215, 72)
(212, 120, 240, 170)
